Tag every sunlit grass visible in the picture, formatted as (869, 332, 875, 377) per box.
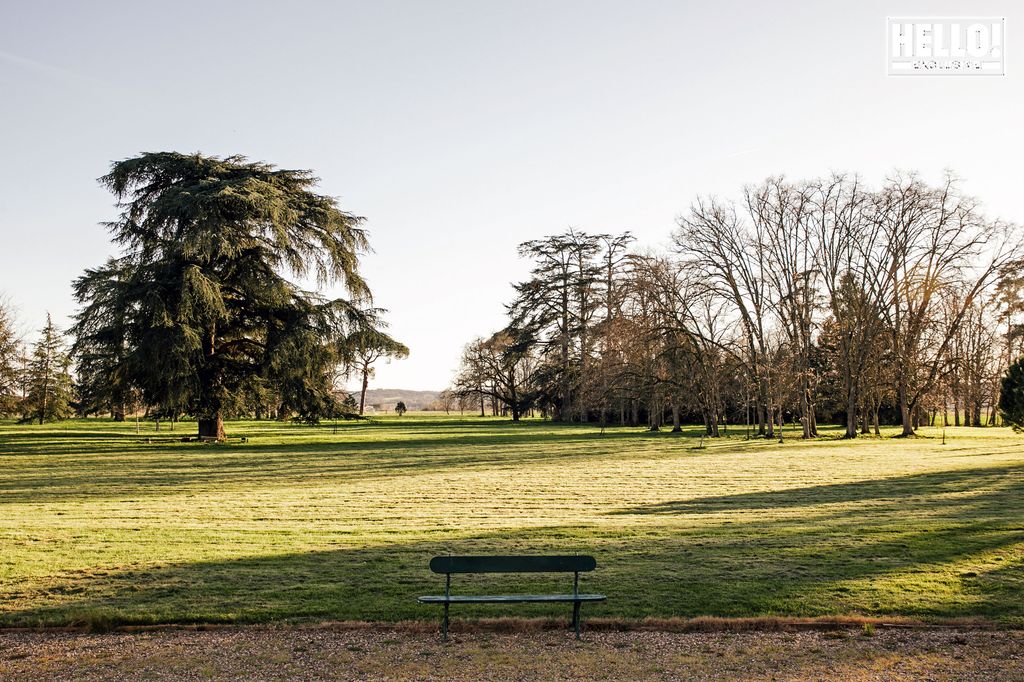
(1, 415, 1022, 627)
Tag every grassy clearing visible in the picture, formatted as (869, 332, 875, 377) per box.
(1, 416, 1022, 627)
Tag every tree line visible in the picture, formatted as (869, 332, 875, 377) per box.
(0, 152, 407, 436)
(451, 173, 1024, 437)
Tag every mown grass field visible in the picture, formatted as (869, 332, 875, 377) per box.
(1, 415, 1022, 628)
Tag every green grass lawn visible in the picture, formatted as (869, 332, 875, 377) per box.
(1, 415, 1023, 627)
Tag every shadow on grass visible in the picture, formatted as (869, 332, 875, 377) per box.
(612, 464, 1024, 517)
(6, 464, 1024, 627)
(0, 422, 777, 505)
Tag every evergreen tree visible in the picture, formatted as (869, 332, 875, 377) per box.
(510, 230, 604, 421)
(345, 321, 409, 415)
(0, 300, 22, 416)
(23, 314, 74, 424)
(72, 260, 137, 419)
(73, 152, 374, 439)
(999, 357, 1024, 431)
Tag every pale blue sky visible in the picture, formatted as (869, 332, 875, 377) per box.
(2, 1, 1022, 390)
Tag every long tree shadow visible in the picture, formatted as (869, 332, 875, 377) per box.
(0, 420, 709, 456)
(0, 423, 757, 505)
(612, 464, 1024, 517)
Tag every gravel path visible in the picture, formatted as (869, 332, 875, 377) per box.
(1, 626, 1022, 680)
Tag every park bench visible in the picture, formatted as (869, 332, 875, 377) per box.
(418, 555, 606, 640)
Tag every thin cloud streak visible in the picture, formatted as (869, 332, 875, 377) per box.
(0, 49, 109, 88)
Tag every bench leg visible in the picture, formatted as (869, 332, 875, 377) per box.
(442, 602, 449, 642)
(572, 601, 582, 639)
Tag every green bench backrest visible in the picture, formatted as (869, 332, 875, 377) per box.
(429, 555, 596, 574)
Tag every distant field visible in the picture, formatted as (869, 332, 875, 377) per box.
(1, 416, 1022, 627)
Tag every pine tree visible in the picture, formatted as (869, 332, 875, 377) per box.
(24, 314, 74, 424)
(510, 230, 604, 421)
(345, 322, 409, 415)
(71, 260, 136, 419)
(0, 299, 21, 416)
(73, 152, 376, 439)
(999, 356, 1024, 431)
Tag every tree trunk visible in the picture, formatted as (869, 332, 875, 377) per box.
(765, 403, 776, 439)
(509, 376, 520, 422)
(845, 385, 858, 438)
(764, 376, 776, 439)
(359, 366, 369, 415)
(198, 414, 225, 440)
(649, 398, 661, 431)
(800, 387, 812, 439)
(671, 403, 681, 432)
(901, 399, 917, 436)
(38, 376, 48, 425)
(561, 301, 571, 421)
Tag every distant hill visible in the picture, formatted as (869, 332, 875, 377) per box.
(360, 388, 441, 412)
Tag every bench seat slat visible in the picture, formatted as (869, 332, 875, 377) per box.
(418, 594, 606, 604)
(429, 555, 596, 574)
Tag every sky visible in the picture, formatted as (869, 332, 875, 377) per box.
(2, 0, 1022, 391)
